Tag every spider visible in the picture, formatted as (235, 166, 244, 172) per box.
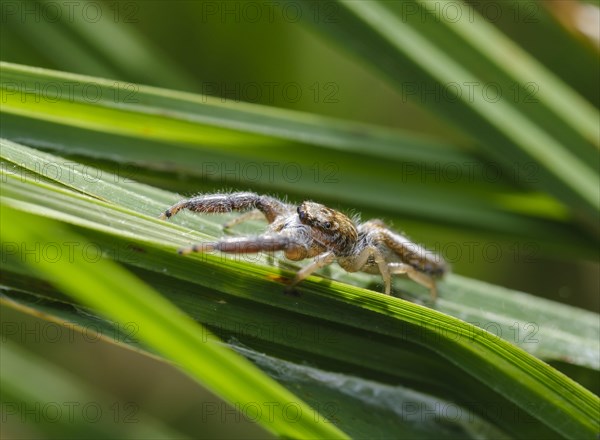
(159, 192, 447, 301)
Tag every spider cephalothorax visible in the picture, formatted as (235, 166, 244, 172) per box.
(296, 201, 358, 256)
(160, 192, 447, 301)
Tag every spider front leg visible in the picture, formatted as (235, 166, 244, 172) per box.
(179, 234, 307, 258)
(288, 252, 336, 290)
(159, 192, 289, 223)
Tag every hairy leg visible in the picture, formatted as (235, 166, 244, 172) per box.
(388, 262, 438, 302)
(380, 228, 447, 277)
(341, 244, 392, 295)
(160, 192, 290, 223)
(288, 252, 336, 289)
(178, 235, 305, 256)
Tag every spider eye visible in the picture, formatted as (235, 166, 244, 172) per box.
(297, 206, 306, 222)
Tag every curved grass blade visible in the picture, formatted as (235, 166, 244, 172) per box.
(0, 204, 350, 440)
(0, 63, 595, 256)
(1, 0, 197, 90)
(1, 141, 598, 438)
(290, 0, 600, 234)
(1, 139, 597, 370)
(0, 61, 461, 161)
(1, 296, 512, 439)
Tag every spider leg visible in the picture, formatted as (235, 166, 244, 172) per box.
(363, 221, 448, 278)
(178, 235, 306, 256)
(340, 245, 392, 295)
(160, 192, 290, 223)
(388, 263, 438, 302)
(383, 227, 445, 301)
(359, 222, 444, 300)
(289, 251, 336, 288)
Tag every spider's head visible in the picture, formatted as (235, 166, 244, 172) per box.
(297, 202, 358, 253)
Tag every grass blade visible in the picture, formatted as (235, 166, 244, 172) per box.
(292, 0, 600, 233)
(1, 139, 598, 438)
(0, 203, 349, 440)
(1, 62, 595, 258)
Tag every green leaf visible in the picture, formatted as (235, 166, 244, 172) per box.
(2, 139, 598, 439)
(0, 203, 349, 440)
(1, 139, 597, 370)
(290, 0, 600, 234)
(1, 61, 595, 259)
(1, 295, 511, 440)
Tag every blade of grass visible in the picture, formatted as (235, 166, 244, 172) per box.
(1, 141, 598, 438)
(417, 0, 597, 141)
(290, 0, 600, 234)
(0, 61, 464, 161)
(1, 297, 511, 439)
(0, 204, 350, 440)
(3, 199, 597, 438)
(1, 139, 597, 370)
(1, 0, 197, 90)
(0, 62, 595, 257)
(470, 1, 599, 105)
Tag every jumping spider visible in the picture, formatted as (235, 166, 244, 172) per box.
(160, 192, 447, 301)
